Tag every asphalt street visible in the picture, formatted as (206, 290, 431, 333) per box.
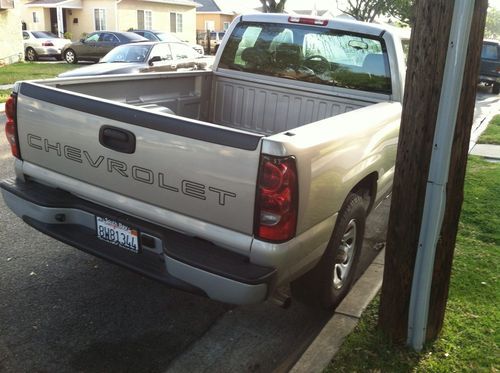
(0, 86, 495, 373)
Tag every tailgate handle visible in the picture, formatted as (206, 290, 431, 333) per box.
(99, 126, 136, 154)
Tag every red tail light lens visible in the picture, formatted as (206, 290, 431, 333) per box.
(255, 155, 298, 242)
(42, 41, 54, 46)
(288, 16, 328, 26)
(5, 95, 21, 159)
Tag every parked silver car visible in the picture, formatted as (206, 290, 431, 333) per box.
(58, 41, 213, 78)
(22, 31, 71, 61)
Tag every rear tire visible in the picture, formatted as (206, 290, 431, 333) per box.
(493, 83, 500, 94)
(64, 49, 77, 64)
(25, 47, 37, 62)
(291, 193, 366, 310)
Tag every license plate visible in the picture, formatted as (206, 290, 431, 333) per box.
(96, 216, 139, 253)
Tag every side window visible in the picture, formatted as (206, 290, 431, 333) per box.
(98, 33, 119, 43)
(23, 32, 30, 40)
(85, 33, 100, 42)
(144, 32, 156, 41)
(150, 44, 172, 61)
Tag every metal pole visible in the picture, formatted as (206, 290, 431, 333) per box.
(56, 6, 64, 38)
(407, 0, 474, 351)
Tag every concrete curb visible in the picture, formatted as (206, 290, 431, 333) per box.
(290, 249, 385, 372)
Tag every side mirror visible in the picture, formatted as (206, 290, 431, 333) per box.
(148, 56, 162, 66)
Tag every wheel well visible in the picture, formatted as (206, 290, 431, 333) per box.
(351, 172, 378, 214)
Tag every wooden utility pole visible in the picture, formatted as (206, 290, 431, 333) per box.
(378, 0, 488, 344)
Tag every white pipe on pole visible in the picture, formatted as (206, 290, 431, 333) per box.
(407, 0, 475, 351)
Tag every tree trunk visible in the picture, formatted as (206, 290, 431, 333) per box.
(378, 0, 487, 344)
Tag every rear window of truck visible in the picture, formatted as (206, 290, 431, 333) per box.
(219, 22, 392, 94)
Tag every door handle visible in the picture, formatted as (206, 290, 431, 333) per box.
(99, 125, 136, 154)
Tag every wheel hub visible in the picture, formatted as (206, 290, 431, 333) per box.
(333, 219, 357, 290)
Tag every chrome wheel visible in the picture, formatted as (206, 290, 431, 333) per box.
(65, 49, 76, 64)
(333, 219, 357, 290)
(26, 48, 37, 61)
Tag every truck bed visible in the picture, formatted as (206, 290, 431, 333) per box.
(48, 69, 383, 136)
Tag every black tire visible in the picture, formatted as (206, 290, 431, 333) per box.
(291, 193, 366, 310)
(25, 47, 37, 62)
(64, 49, 78, 64)
(493, 83, 500, 95)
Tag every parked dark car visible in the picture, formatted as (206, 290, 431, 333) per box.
(58, 41, 212, 78)
(62, 31, 148, 64)
(479, 39, 500, 94)
(131, 29, 204, 55)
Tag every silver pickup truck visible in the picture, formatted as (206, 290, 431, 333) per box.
(2, 14, 405, 309)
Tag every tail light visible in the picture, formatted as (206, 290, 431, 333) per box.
(254, 155, 298, 242)
(5, 94, 21, 159)
(42, 41, 54, 46)
(288, 16, 328, 26)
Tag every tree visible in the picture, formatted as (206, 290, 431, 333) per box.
(387, 0, 415, 26)
(338, 0, 390, 23)
(485, 6, 500, 39)
(260, 0, 286, 13)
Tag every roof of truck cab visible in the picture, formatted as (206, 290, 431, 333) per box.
(239, 13, 394, 38)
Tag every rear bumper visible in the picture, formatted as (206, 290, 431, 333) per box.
(0, 178, 276, 305)
(34, 46, 62, 56)
(479, 74, 500, 84)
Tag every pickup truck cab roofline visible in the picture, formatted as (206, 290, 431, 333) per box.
(239, 13, 392, 38)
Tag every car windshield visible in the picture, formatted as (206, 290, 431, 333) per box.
(481, 43, 499, 60)
(156, 33, 182, 43)
(32, 31, 58, 38)
(101, 44, 152, 63)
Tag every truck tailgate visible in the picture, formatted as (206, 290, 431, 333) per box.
(15, 82, 263, 236)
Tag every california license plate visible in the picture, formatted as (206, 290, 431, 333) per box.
(96, 216, 139, 253)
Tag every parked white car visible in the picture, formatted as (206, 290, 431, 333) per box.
(22, 31, 71, 61)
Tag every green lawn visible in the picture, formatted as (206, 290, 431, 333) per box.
(0, 62, 78, 85)
(0, 89, 12, 103)
(478, 114, 500, 145)
(326, 156, 500, 372)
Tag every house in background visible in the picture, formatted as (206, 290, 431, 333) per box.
(195, 0, 235, 32)
(0, 0, 24, 65)
(21, 0, 199, 43)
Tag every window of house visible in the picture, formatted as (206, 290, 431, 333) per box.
(94, 9, 106, 31)
(170, 13, 183, 33)
(223, 22, 230, 31)
(32, 12, 39, 23)
(137, 10, 152, 30)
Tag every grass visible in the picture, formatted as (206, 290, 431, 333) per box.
(325, 155, 500, 372)
(478, 114, 500, 145)
(0, 62, 78, 85)
(0, 89, 12, 103)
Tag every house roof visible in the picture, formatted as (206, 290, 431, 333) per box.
(196, 0, 220, 12)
